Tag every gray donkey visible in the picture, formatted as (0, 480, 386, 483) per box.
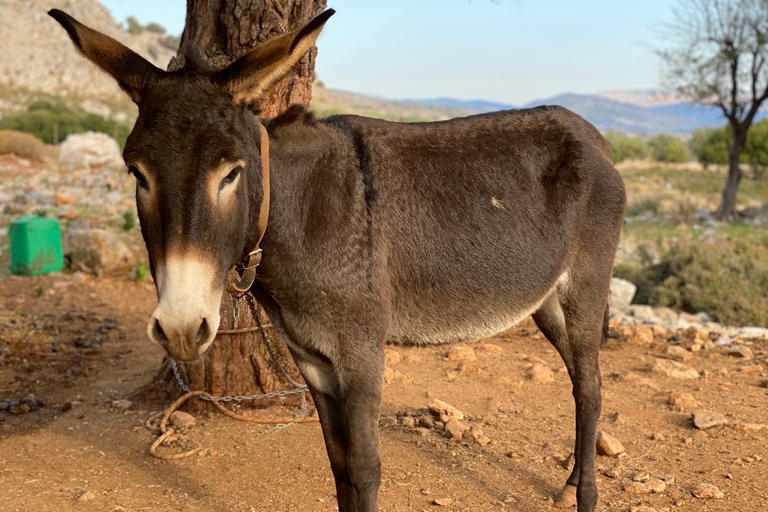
(50, 8, 626, 512)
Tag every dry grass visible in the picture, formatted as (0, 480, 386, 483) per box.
(0, 129, 51, 161)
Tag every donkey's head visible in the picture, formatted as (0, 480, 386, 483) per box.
(50, 9, 333, 361)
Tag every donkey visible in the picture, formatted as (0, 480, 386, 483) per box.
(51, 8, 626, 512)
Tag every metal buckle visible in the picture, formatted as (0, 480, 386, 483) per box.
(227, 249, 263, 294)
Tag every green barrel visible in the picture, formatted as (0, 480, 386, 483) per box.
(9, 217, 64, 275)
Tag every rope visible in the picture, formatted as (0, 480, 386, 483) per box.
(146, 295, 317, 460)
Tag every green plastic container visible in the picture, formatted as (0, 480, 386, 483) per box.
(9, 217, 63, 275)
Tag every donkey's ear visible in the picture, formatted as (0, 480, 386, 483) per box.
(213, 9, 334, 105)
(48, 9, 166, 104)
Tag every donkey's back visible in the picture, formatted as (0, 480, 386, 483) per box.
(323, 106, 625, 347)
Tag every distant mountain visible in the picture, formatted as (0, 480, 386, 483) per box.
(402, 92, 749, 133)
(401, 98, 514, 114)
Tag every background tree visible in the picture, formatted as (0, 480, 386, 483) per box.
(648, 134, 690, 163)
(657, 0, 768, 219)
(138, 0, 327, 412)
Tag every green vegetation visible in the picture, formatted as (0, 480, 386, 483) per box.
(615, 238, 768, 326)
(121, 210, 136, 231)
(133, 262, 151, 283)
(605, 133, 650, 163)
(691, 119, 768, 178)
(605, 133, 689, 164)
(0, 101, 131, 147)
(648, 134, 689, 163)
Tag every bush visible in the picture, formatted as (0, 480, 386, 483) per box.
(691, 126, 730, 167)
(648, 134, 689, 163)
(0, 130, 49, 161)
(0, 101, 130, 147)
(605, 132, 650, 163)
(615, 239, 768, 326)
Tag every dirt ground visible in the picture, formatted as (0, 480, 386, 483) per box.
(1, 272, 767, 512)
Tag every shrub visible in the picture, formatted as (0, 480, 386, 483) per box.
(0, 101, 130, 147)
(605, 132, 650, 164)
(0, 130, 49, 161)
(648, 134, 690, 163)
(691, 126, 730, 167)
(615, 238, 768, 326)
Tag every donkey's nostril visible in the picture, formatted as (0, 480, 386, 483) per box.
(196, 318, 212, 345)
(150, 317, 168, 345)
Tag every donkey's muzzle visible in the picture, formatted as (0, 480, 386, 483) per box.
(148, 309, 218, 361)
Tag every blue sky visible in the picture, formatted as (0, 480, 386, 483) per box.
(101, 0, 677, 105)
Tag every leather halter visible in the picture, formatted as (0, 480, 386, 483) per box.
(228, 123, 270, 294)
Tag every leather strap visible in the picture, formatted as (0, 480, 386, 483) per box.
(228, 123, 270, 293)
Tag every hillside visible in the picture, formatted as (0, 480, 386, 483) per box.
(0, 0, 174, 110)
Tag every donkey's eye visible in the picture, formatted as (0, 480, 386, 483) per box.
(221, 166, 242, 188)
(128, 166, 148, 189)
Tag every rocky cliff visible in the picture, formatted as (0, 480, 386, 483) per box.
(0, 0, 175, 99)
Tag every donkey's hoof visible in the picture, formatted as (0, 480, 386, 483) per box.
(554, 484, 577, 508)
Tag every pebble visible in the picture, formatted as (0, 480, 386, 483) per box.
(111, 400, 133, 410)
(428, 399, 464, 421)
(75, 490, 96, 502)
(479, 343, 503, 353)
(384, 349, 401, 365)
(628, 325, 654, 345)
(401, 416, 416, 428)
(632, 471, 651, 482)
(727, 346, 754, 360)
(527, 363, 555, 383)
(170, 411, 196, 429)
(595, 431, 625, 457)
(692, 409, 729, 429)
(667, 391, 698, 411)
(446, 345, 477, 361)
(604, 466, 622, 479)
(383, 367, 413, 384)
(433, 498, 453, 506)
(623, 478, 666, 494)
(630, 506, 666, 512)
(665, 345, 693, 363)
(444, 418, 469, 440)
(651, 358, 700, 379)
(379, 416, 397, 428)
(692, 483, 724, 499)
(413, 427, 430, 438)
(402, 354, 421, 363)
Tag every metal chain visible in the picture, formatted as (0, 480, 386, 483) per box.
(170, 293, 309, 405)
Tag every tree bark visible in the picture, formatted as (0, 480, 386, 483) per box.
(714, 129, 746, 220)
(135, 0, 326, 413)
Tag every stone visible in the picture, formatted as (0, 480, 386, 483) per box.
(457, 362, 482, 374)
(604, 466, 621, 479)
(628, 325, 654, 345)
(413, 427, 430, 437)
(665, 345, 692, 363)
(62, 229, 140, 277)
(609, 277, 637, 310)
(384, 349, 401, 365)
(632, 471, 651, 482)
(651, 324, 669, 338)
(379, 416, 397, 428)
(428, 399, 464, 421)
(402, 354, 421, 363)
(630, 507, 666, 512)
(446, 345, 477, 361)
(651, 358, 699, 379)
(383, 367, 412, 384)
(54, 191, 78, 206)
(729, 423, 767, 432)
(623, 478, 666, 494)
(527, 363, 555, 383)
(479, 343, 503, 353)
(401, 416, 416, 428)
(75, 490, 96, 502)
(111, 399, 133, 410)
(170, 411, 196, 429)
(627, 305, 656, 322)
(668, 391, 698, 412)
(692, 409, 728, 430)
(59, 132, 123, 170)
(692, 483, 724, 499)
(726, 346, 754, 360)
(433, 498, 453, 506)
(595, 431, 625, 457)
(758, 379, 768, 388)
(734, 326, 768, 339)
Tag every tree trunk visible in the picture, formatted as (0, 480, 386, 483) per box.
(135, 0, 326, 413)
(714, 130, 746, 220)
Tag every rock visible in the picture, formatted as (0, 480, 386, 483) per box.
(59, 132, 123, 170)
(384, 349, 401, 365)
(379, 416, 397, 428)
(75, 490, 96, 502)
(457, 362, 482, 374)
(402, 354, 421, 363)
(630, 506, 666, 512)
(692, 409, 729, 430)
(627, 305, 657, 322)
(54, 191, 78, 206)
(734, 326, 768, 339)
(668, 391, 698, 412)
(413, 427, 430, 437)
(527, 363, 555, 383)
(628, 325, 655, 345)
(609, 277, 637, 310)
(170, 411, 196, 429)
(111, 399, 133, 410)
(444, 418, 469, 440)
(383, 367, 412, 384)
(758, 379, 768, 388)
(623, 478, 666, 494)
(433, 498, 453, 506)
(632, 471, 651, 482)
(729, 423, 767, 432)
(651, 358, 699, 379)
(651, 324, 669, 338)
(604, 466, 621, 479)
(665, 345, 692, 363)
(428, 399, 464, 421)
(726, 346, 754, 360)
(478, 343, 503, 353)
(595, 431, 625, 457)
(695, 311, 712, 323)
(692, 483, 724, 499)
(401, 416, 416, 428)
(62, 229, 140, 277)
(446, 345, 477, 361)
